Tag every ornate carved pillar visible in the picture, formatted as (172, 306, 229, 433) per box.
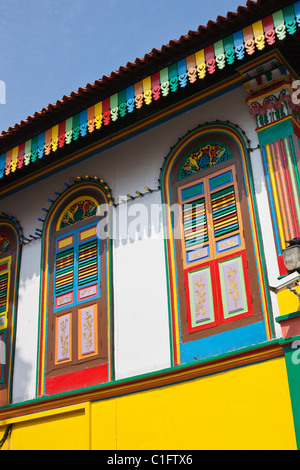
(243, 54, 300, 276)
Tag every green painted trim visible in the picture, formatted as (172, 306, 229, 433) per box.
(276, 311, 300, 323)
(278, 334, 300, 346)
(257, 117, 295, 147)
(35, 227, 46, 397)
(162, 211, 175, 368)
(0, 337, 282, 415)
(282, 344, 300, 449)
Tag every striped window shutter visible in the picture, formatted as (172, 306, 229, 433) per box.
(53, 224, 100, 312)
(0, 272, 9, 314)
(0, 258, 10, 330)
(183, 197, 208, 250)
(55, 248, 75, 295)
(211, 185, 239, 239)
(78, 239, 98, 288)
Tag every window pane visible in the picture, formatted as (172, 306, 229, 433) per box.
(0, 272, 9, 315)
(183, 198, 208, 249)
(55, 248, 75, 295)
(211, 185, 239, 238)
(78, 239, 98, 288)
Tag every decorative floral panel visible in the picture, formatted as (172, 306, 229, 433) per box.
(187, 266, 216, 330)
(218, 255, 248, 319)
(78, 304, 98, 359)
(178, 143, 232, 180)
(59, 199, 98, 230)
(55, 313, 72, 363)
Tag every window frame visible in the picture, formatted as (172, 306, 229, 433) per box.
(46, 214, 108, 377)
(0, 218, 21, 405)
(172, 148, 263, 343)
(37, 181, 114, 396)
(160, 124, 273, 366)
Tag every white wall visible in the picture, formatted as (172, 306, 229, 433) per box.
(0, 84, 281, 402)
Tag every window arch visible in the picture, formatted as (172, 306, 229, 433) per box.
(0, 216, 21, 406)
(161, 123, 273, 366)
(37, 180, 114, 396)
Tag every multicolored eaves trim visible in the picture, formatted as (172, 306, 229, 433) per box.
(1, 3, 300, 179)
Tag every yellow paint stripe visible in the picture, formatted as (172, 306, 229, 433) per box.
(58, 236, 74, 250)
(80, 227, 97, 241)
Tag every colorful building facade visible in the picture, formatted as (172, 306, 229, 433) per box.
(0, 0, 300, 450)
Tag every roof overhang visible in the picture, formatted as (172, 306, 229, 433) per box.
(0, 0, 299, 197)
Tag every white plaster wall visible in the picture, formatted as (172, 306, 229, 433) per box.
(12, 241, 40, 403)
(113, 191, 170, 379)
(249, 147, 282, 338)
(0, 84, 282, 402)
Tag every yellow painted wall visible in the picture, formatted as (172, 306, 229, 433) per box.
(277, 286, 300, 316)
(0, 403, 91, 450)
(0, 357, 297, 450)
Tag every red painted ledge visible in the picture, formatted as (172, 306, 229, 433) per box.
(45, 363, 108, 396)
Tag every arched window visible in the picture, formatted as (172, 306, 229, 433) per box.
(161, 123, 273, 366)
(37, 180, 113, 396)
(0, 216, 21, 406)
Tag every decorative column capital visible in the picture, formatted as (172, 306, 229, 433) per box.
(246, 81, 300, 129)
(239, 54, 300, 143)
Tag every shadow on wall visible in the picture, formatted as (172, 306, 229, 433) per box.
(11, 353, 33, 405)
(12, 241, 40, 403)
(112, 193, 170, 249)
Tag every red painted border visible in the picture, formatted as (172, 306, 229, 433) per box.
(185, 260, 220, 333)
(184, 250, 254, 333)
(278, 254, 288, 277)
(45, 363, 108, 396)
(217, 250, 254, 324)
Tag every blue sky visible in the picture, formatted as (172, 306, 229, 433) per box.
(0, 0, 246, 133)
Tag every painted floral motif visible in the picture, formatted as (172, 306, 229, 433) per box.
(0, 234, 11, 253)
(249, 87, 300, 128)
(82, 310, 94, 354)
(179, 144, 232, 179)
(194, 277, 206, 321)
(58, 317, 69, 361)
(227, 267, 241, 310)
(59, 200, 97, 229)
